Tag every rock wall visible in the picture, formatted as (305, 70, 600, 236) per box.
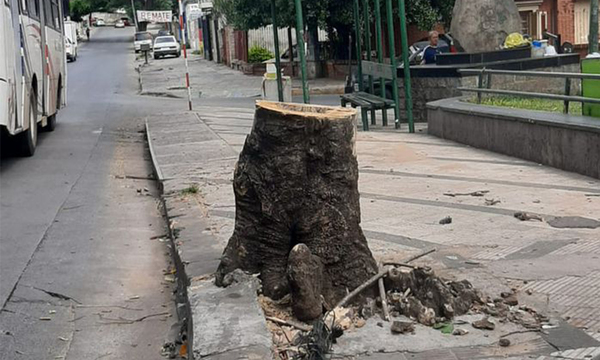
(450, 0, 522, 53)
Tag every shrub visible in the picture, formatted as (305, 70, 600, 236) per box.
(248, 45, 274, 63)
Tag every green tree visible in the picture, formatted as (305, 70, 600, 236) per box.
(214, 0, 454, 60)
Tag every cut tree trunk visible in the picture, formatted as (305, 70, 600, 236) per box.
(215, 101, 378, 320)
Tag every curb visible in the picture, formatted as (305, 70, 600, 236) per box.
(292, 85, 345, 96)
(145, 120, 194, 359)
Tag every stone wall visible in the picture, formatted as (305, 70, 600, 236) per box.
(427, 97, 600, 179)
(397, 62, 581, 123)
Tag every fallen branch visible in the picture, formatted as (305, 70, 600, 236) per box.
(335, 249, 437, 309)
(76, 304, 143, 311)
(444, 190, 489, 197)
(404, 248, 437, 263)
(335, 269, 390, 309)
(499, 329, 541, 338)
(266, 316, 312, 332)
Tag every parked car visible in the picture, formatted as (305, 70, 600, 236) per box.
(407, 33, 455, 65)
(64, 20, 78, 61)
(121, 17, 131, 26)
(115, 20, 125, 28)
(157, 29, 171, 36)
(95, 19, 105, 27)
(153, 36, 181, 59)
(134, 32, 153, 53)
(65, 37, 77, 62)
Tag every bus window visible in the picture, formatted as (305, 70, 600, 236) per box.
(27, 0, 38, 19)
(51, 0, 60, 30)
(43, 0, 52, 28)
(19, 0, 28, 15)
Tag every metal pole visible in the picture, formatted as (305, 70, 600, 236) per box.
(362, 0, 374, 94)
(363, 0, 376, 125)
(288, 27, 295, 77)
(353, 0, 363, 92)
(373, 0, 387, 126)
(178, 0, 193, 110)
(385, 0, 400, 128)
(294, 0, 309, 103)
(130, 0, 138, 30)
(397, 0, 414, 133)
(590, 0, 599, 54)
(271, 0, 284, 101)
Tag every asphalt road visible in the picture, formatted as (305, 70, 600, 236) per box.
(0, 27, 185, 359)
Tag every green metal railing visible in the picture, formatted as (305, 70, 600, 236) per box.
(352, 0, 414, 132)
(458, 68, 600, 113)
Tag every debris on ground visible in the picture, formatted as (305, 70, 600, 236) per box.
(514, 212, 544, 222)
(439, 216, 453, 225)
(391, 320, 415, 334)
(258, 252, 546, 359)
(499, 338, 511, 347)
(434, 322, 454, 334)
(485, 198, 501, 206)
(452, 328, 469, 336)
(472, 317, 495, 330)
(444, 190, 489, 197)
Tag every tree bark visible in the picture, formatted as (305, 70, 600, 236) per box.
(215, 101, 378, 319)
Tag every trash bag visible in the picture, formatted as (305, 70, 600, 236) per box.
(504, 33, 530, 49)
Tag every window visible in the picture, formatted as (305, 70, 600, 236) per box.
(135, 32, 153, 41)
(155, 37, 175, 43)
(43, 0, 53, 28)
(51, 0, 60, 30)
(27, 0, 39, 19)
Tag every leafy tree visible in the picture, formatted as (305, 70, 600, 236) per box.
(214, 0, 454, 59)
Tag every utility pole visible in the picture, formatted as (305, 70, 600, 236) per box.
(590, 0, 599, 54)
(130, 0, 138, 30)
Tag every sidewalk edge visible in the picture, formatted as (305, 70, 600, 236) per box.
(145, 119, 194, 360)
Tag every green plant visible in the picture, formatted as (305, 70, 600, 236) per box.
(181, 184, 199, 195)
(467, 96, 583, 115)
(248, 45, 274, 63)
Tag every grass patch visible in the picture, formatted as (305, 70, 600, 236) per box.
(181, 184, 199, 195)
(467, 96, 583, 115)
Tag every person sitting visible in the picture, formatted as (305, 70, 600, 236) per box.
(422, 30, 440, 65)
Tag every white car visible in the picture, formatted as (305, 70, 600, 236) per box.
(96, 19, 105, 26)
(134, 32, 153, 53)
(65, 37, 77, 61)
(115, 20, 125, 28)
(153, 36, 181, 59)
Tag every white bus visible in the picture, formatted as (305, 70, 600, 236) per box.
(1, 0, 66, 156)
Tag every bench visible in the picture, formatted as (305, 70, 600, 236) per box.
(341, 61, 396, 130)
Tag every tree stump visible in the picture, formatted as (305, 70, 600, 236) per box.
(215, 101, 378, 320)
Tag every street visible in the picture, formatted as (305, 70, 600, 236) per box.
(0, 28, 183, 359)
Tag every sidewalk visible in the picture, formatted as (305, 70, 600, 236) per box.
(138, 54, 345, 99)
(145, 101, 600, 359)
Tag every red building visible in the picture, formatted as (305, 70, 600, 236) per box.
(515, 0, 597, 55)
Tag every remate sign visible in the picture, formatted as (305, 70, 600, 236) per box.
(136, 10, 172, 23)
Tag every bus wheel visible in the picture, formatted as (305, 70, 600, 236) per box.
(18, 91, 38, 156)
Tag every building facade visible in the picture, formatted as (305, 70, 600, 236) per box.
(515, 0, 598, 54)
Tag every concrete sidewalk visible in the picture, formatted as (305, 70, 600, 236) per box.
(138, 55, 345, 99)
(145, 101, 600, 359)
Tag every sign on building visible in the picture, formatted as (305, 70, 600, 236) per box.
(136, 10, 172, 23)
